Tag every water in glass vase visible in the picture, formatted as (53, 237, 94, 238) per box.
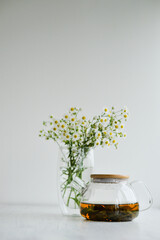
(58, 147, 94, 216)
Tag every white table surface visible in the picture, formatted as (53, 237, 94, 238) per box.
(0, 204, 159, 240)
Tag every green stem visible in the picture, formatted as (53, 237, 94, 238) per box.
(60, 145, 89, 208)
(62, 186, 67, 198)
(67, 188, 72, 206)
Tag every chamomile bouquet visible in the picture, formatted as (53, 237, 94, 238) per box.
(39, 107, 129, 209)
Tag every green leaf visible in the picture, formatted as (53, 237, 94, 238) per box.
(71, 197, 80, 206)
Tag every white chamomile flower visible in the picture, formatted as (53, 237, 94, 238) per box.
(82, 116, 86, 120)
(114, 123, 120, 130)
(123, 106, 128, 113)
(123, 108, 129, 120)
(96, 131, 102, 139)
(103, 117, 108, 124)
(102, 138, 110, 146)
(107, 112, 111, 117)
(81, 120, 87, 127)
(95, 139, 100, 146)
(123, 113, 128, 119)
(109, 131, 113, 137)
(53, 119, 60, 128)
(103, 107, 109, 113)
(75, 121, 78, 126)
(54, 119, 59, 125)
(123, 133, 127, 138)
(120, 124, 124, 129)
(100, 118, 104, 123)
(73, 133, 79, 140)
(53, 126, 58, 132)
(65, 134, 71, 140)
(63, 114, 70, 120)
(61, 123, 66, 129)
(111, 138, 116, 144)
(70, 107, 75, 112)
(71, 117, 76, 122)
(103, 130, 107, 135)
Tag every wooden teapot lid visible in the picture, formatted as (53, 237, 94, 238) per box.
(91, 174, 129, 179)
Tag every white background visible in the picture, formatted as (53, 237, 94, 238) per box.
(0, 0, 160, 207)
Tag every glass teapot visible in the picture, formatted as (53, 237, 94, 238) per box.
(72, 174, 153, 222)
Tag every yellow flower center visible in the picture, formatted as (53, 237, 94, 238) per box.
(121, 125, 124, 128)
(100, 119, 103, 122)
(103, 131, 107, 135)
(82, 122, 85, 125)
(104, 119, 107, 122)
(55, 120, 58, 124)
(105, 141, 109, 144)
(98, 133, 101, 137)
(66, 135, 69, 139)
(82, 116, 86, 120)
(124, 109, 127, 112)
(65, 115, 68, 119)
(108, 114, 111, 117)
(112, 140, 116, 143)
(104, 108, 108, 112)
(108, 143, 110, 146)
(124, 134, 126, 137)
(71, 118, 75, 122)
(96, 142, 99, 145)
(115, 125, 118, 129)
(61, 125, 65, 128)
(109, 132, 112, 136)
(124, 114, 127, 118)
(74, 135, 77, 138)
(53, 127, 57, 131)
(70, 107, 74, 111)
(57, 124, 60, 127)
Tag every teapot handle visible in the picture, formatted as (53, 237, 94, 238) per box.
(130, 180, 153, 211)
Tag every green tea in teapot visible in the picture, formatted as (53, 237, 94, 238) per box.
(80, 202, 139, 222)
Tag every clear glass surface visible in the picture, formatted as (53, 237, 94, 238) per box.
(82, 179, 137, 205)
(58, 146, 94, 216)
(80, 177, 152, 221)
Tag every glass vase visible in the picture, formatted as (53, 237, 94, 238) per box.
(57, 146, 94, 216)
